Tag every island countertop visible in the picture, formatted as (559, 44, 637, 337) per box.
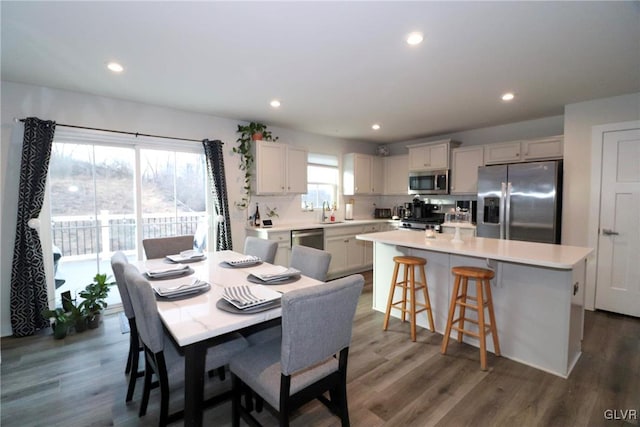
(356, 230, 593, 270)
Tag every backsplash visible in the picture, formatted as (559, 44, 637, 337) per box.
(242, 193, 476, 226)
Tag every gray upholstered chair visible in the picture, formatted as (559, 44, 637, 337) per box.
(243, 236, 278, 264)
(142, 235, 194, 260)
(289, 244, 332, 281)
(230, 274, 365, 426)
(111, 251, 143, 403)
(123, 264, 248, 426)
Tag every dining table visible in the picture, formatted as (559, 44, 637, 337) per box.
(135, 250, 323, 427)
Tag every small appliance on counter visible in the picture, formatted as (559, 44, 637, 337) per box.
(374, 208, 392, 219)
(345, 198, 354, 220)
(399, 199, 445, 231)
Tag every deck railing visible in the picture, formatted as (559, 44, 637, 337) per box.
(52, 211, 204, 257)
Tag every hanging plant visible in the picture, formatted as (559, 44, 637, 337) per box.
(233, 122, 279, 210)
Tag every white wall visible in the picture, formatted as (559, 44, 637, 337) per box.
(0, 81, 373, 337)
(563, 92, 640, 310)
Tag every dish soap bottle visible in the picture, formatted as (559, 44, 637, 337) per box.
(254, 203, 261, 227)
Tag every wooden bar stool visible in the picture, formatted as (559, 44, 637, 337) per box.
(441, 266, 501, 370)
(383, 255, 435, 341)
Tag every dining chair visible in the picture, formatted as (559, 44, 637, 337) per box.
(244, 245, 332, 347)
(123, 264, 249, 426)
(244, 236, 278, 264)
(289, 244, 332, 281)
(142, 235, 194, 260)
(230, 274, 365, 427)
(111, 251, 144, 403)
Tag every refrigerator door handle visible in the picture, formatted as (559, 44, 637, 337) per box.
(505, 182, 513, 240)
(500, 182, 507, 239)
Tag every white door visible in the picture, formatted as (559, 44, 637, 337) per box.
(595, 128, 640, 317)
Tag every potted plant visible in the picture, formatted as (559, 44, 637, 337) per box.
(68, 300, 88, 333)
(42, 307, 72, 339)
(79, 273, 114, 329)
(233, 122, 279, 210)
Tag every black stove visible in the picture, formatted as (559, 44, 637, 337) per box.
(400, 215, 445, 231)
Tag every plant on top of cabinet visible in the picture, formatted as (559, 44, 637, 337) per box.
(233, 122, 279, 209)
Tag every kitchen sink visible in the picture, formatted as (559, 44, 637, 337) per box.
(319, 221, 345, 225)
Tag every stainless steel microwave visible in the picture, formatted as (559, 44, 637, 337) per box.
(408, 170, 449, 195)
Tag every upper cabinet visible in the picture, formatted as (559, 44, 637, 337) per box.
(522, 136, 563, 161)
(383, 154, 409, 195)
(484, 141, 522, 164)
(255, 141, 307, 195)
(451, 146, 484, 195)
(343, 153, 383, 195)
(484, 136, 563, 165)
(406, 139, 460, 171)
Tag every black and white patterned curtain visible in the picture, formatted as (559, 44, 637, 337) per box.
(10, 117, 56, 337)
(203, 139, 233, 251)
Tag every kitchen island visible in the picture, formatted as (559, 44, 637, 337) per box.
(355, 230, 593, 378)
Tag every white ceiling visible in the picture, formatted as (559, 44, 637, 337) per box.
(2, 1, 639, 143)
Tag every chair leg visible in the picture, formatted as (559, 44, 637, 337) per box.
(419, 265, 435, 332)
(409, 265, 417, 342)
(139, 363, 152, 417)
(476, 279, 488, 371)
(441, 274, 461, 354)
(231, 374, 241, 427)
(484, 278, 501, 356)
(125, 335, 134, 375)
(126, 338, 140, 402)
(457, 277, 469, 343)
(279, 375, 291, 427)
(383, 261, 400, 331)
(401, 264, 409, 323)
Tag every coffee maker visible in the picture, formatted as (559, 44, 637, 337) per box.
(403, 202, 413, 219)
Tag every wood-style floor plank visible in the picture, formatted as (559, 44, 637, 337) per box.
(1, 271, 639, 426)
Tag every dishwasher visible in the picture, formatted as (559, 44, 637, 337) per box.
(290, 228, 324, 250)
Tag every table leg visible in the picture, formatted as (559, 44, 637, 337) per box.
(184, 342, 206, 427)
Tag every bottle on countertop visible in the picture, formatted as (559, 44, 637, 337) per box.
(254, 203, 261, 227)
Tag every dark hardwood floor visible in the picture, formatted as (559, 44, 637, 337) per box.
(2, 271, 639, 426)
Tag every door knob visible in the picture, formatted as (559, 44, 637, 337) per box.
(602, 229, 619, 236)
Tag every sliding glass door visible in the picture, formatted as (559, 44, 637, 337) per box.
(47, 134, 208, 310)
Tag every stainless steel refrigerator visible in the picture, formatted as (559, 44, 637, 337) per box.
(476, 160, 562, 244)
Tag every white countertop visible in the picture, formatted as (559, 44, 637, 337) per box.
(247, 218, 397, 232)
(356, 230, 592, 270)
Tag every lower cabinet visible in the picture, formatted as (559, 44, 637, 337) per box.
(244, 229, 290, 266)
(325, 235, 364, 275)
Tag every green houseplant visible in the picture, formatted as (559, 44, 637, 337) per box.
(42, 307, 72, 339)
(233, 122, 279, 210)
(79, 273, 114, 329)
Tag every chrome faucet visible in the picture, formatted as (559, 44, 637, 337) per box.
(322, 201, 329, 222)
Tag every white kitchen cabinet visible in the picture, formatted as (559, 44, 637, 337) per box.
(325, 235, 364, 274)
(484, 141, 522, 164)
(371, 156, 384, 194)
(406, 139, 462, 171)
(244, 229, 291, 266)
(451, 146, 484, 194)
(362, 223, 381, 264)
(255, 141, 307, 195)
(383, 155, 409, 195)
(343, 153, 382, 195)
(522, 136, 563, 161)
(484, 136, 563, 165)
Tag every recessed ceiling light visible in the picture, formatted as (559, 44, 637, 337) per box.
(270, 100, 281, 108)
(372, 124, 381, 130)
(107, 62, 124, 73)
(406, 32, 424, 45)
(502, 92, 515, 101)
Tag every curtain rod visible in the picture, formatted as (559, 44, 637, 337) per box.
(16, 118, 219, 144)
